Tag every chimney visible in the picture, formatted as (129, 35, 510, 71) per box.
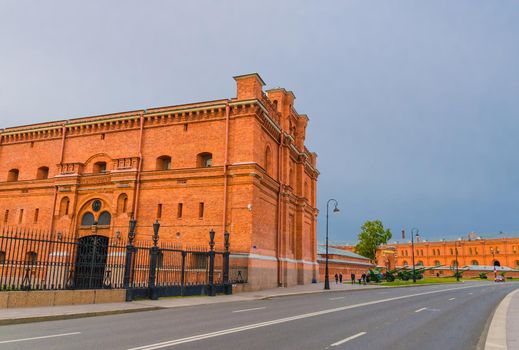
(233, 73, 265, 100)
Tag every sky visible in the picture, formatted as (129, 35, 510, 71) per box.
(0, 1, 518, 243)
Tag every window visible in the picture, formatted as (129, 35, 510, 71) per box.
(156, 204, 162, 219)
(304, 181, 309, 199)
(434, 260, 441, 267)
(7, 169, 19, 182)
(199, 202, 204, 219)
(437, 249, 440, 256)
(25, 251, 37, 265)
(471, 260, 479, 266)
(18, 209, 23, 224)
(183, 123, 188, 131)
(3, 210, 8, 224)
(264, 146, 272, 174)
(59, 197, 70, 216)
(452, 260, 458, 268)
(191, 253, 207, 269)
(117, 194, 128, 213)
(469, 248, 473, 255)
(433, 249, 436, 256)
(93, 161, 107, 174)
(34, 208, 39, 224)
(450, 248, 454, 255)
(516, 260, 519, 268)
(36, 166, 49, 180)
(403, 261, 408, 267)
(0, 251, 5, 264)
(197, 152, 212, 168)
(98, 211, 111, 226)
(475, 247, 478, 255)
(513, 246, 517, 254)
(81, 212, 95, 226)
(177, 203, 183, 218)
(289, 166, 294, 188)
(156, 156, 172, 170)
(417, 261, 424, 266)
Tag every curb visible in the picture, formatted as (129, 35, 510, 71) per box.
(484, 287, 519, 350)
(0, 306, 164, 326)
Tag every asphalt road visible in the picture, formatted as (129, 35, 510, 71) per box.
(0, 281, 517, 350)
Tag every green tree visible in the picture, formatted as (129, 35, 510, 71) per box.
(355, 220, 392, 262)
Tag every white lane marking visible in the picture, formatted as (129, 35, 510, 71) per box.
(449, 297, 455, 301)
(0, 332, 81, 344)
(331, 332, 367, 346)
(127, 284, 487, 350)
(232, 307, 266, 313)
(414, 307, 427, 313)
(329, 297, 345, 300)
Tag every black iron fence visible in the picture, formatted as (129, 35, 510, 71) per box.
(0, 221, 241, 300)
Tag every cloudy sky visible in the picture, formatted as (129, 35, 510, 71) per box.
(1, 1, 518, 242)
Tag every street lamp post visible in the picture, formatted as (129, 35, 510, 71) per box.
(411, 228, 419, 283)
(454, 239, 461, 282)
(324, 199, 340, 290)
(490, 248, 497, 279)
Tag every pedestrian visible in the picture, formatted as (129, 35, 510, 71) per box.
(351, 273, 355, 285)
(334, 273, 339, 284)
(361, 273, 367, 285)
(339, 273, 343, 284)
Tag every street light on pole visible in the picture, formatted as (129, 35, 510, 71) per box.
(454, 238, 461, 282)
(324, 199, 340, 290)
(411, 228, 419, 283)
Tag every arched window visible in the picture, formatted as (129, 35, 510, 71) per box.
(264, 146, 272, 174)
(98, 211, 111, 226)
(59, 197, 70, 216)
(402, 261, 408, 267)
(25, 251, 37, 265)
(0, 251, 5, 264)
(289, 166, 294, 188)
(197, 153, 212, 168)
(7, 169, 19, 182)
(156, 156, 172, 170)
(36, 166, 49, 180)
(81, 212, 95, 226)
(434, 260, 441, 267)
(452, 260, 458, 268)
(117, 193, 128, 213)
(304, 181, 309, 199)
(93, 161, 107, 174)
(471, 260, 479, 266)
(273, 100, 278, 111)
(416, 261, 424, 266)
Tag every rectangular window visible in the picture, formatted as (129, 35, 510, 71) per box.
(199, 202, 204, 219)
(34, 208, 39, 224)
(475, 248, 478, 255)
(177, 203, 183, 218)
(3, 210, 8, 224)
(156, 204, 162, 219)
(469, 248, 473, 255)
(18, 209, 23, 224)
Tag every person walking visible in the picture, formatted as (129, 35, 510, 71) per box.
(334, 273, 339, 284)
(361, 273, 367, 285)
(339, 273, 343, 284)
(351, 273, 355, 285)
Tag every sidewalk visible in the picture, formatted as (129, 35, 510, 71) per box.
(0, 282, 381, 325)
(485, 286, 519, 350)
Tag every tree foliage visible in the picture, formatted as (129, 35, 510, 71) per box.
(355, 220, 392, 262)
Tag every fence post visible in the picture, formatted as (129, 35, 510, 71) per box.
(180, 250, 186, 296)
(223, 231, 231, 295)
(123, 218, 137, 301)
(208, 229, 216, 296)
(148, 220, 160, 300)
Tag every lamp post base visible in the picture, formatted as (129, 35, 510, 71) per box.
(324, 276, 330, 290)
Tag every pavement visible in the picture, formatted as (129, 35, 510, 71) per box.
(0, 281, 517, 350)
(485, 285, 519, 350)
(0, 281, 384, 325)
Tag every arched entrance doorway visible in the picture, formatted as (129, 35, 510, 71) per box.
(74, 235, 109, 289)
(493, 260, 501, 267)
(74, 198, 113, 289)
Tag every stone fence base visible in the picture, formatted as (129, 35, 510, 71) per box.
(0, 289, 126, 309)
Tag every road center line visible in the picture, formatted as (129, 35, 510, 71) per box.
(0, 332, 81, 344)
(232, 307, 266, 313)
(127, 284, 486, 350)
(331, 332, 366, 346)
(414, 307, 427, 313)
(329, 297, 345, 300)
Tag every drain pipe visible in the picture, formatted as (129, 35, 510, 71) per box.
(132, 111, 146, 222)
(222, 102, 230, 236)
(277, 131, 284, 286)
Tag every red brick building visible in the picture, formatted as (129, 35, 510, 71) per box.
(0, 73, 319, 291)
(317, 245, 374, 282)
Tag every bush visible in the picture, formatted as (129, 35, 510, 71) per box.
(479, 272, 488, 279)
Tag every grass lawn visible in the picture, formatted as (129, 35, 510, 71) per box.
(380, 277, 463, 286)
